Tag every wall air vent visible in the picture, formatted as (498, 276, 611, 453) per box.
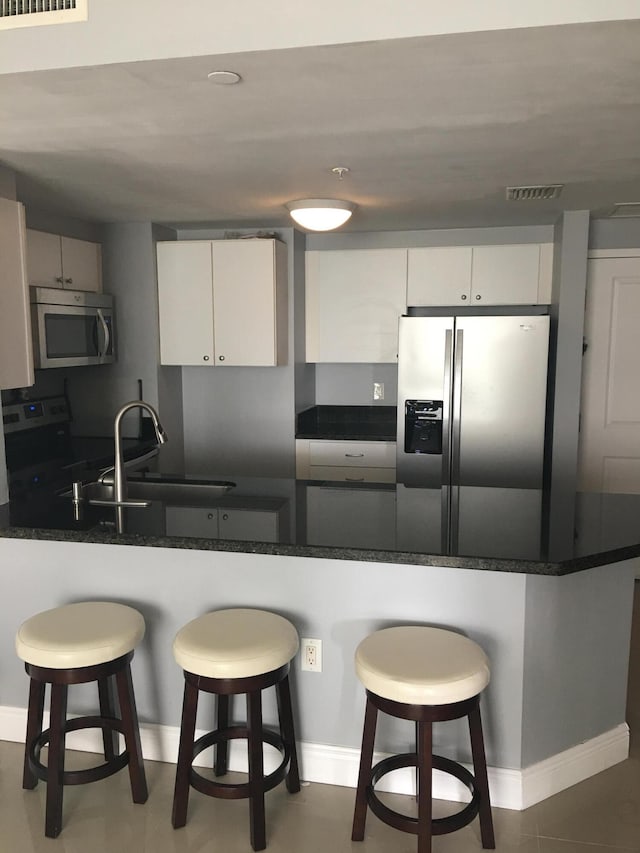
(0, 0, 87, 29)
(608, 203, 640, 218)
(506, 185, 564, 201)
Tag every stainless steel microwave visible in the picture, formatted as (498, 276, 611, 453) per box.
(30, 286, 115, 369)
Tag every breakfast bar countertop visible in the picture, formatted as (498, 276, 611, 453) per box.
(1, 471, 640, 577)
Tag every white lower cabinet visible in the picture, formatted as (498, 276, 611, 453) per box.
(165, 506, 219, 538)
(305, 485, 397, 549)
(218, 508, 279, 543)
(296, 439, 396, 483)
(157, 238, 287, 367)
(164, 505, 280, 542)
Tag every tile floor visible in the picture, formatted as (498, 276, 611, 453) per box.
(2, 584, 640, 853)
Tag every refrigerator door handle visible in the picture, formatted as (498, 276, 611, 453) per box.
(450, 328, 464, 553)
(441, 328, 454, 553)
(442, 329, 453, 483)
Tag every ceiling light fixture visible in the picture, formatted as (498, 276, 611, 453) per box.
(207, 70, 242, 85)
(286, 198, 356, 231)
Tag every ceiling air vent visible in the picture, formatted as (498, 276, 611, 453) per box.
(0, 0, 87, 29)
(506, 184, 564, 201)
(608, 203, 640, 218)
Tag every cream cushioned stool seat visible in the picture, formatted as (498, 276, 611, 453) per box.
(172, 608, 301, 852)
(16, 601, 148, 839)
(351, 626, 495, 853)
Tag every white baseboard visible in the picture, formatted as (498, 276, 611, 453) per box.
(0, 705, 628, 811)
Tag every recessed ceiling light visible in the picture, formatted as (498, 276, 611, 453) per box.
(207, 70, 242, 85)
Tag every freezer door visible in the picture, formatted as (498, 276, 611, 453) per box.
(453, 315, 549, 489)
(396, 316, 454, 488)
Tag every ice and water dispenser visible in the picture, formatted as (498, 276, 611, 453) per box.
(404, 400, 443, 455)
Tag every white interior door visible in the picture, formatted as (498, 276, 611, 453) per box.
(579, 256, 640, 493)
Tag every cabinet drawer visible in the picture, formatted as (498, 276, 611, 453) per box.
(308, 440, 395, 468)
(308, 466, 395, 484)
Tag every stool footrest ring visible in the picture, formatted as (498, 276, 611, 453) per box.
(189, 725, 290, 801)
(367, 752, 480, 837)
(29, 715, 129, 786)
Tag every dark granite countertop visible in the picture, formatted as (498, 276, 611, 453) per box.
(2, 472, 640, 577)
(296, 405, 396, 441)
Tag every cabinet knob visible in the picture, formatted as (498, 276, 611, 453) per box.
(207, 513, 214, 520)
(222, 513, 229, 521)
(203, 355, 210, 361)
(65, 278, 73, 285)
(461, 294, 467, 301)
(475, 294, 482, 301)
(218, 355, 225, 362)
(55, 277, 64, 284)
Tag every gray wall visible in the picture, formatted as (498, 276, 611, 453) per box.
(522, 562, 636, 765)
(546, 211, 590, 545)
(590, 218, 640, 250)
(0, 536, 528, 768)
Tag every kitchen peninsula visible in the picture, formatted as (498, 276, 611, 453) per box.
(0, 471, 638, 813)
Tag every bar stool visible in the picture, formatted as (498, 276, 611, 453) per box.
(351, 626, 495, 853)
(172, 608, 301, 851)
(15, 601, 148, 838)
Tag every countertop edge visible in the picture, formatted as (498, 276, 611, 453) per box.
(2, 525, 638, 577)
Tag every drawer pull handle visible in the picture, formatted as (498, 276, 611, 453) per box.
(346, 477, 365, 482)
(345, 453, 365, 458)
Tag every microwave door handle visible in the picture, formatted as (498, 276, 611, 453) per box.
(96, 309, 110, 361)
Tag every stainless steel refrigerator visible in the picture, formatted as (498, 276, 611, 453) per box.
(396, 314, 550, 555)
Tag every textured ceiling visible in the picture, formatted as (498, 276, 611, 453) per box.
(1, 20, 639, 231)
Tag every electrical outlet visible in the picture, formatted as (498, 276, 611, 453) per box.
(301, 638, 322, 672)
(373, 382, 385, 401)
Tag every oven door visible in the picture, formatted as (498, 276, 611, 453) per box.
(32, 303, 115, 368)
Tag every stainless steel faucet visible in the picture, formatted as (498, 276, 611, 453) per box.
(112, 401, 168, 505)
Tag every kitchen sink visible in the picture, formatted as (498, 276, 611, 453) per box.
(62, 476, 236, 506)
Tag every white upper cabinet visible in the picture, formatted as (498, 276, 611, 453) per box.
(26, 229, 102, 292)
(305, 248, 407, 363)
(157, 238, 287, 367)
(407, 246, 473, 306)
(407, 243, 553, 307)
(0, 199, 34, 390)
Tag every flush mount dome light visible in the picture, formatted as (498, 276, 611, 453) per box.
(285, 198, 356, 231)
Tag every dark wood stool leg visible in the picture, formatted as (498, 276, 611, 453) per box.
(98, 675, 118, 762)
(417, 719, 433, 853)
(247, 688, 266, 852)
(45, 682, 68, 838)
(22, 678, 45, 790)
(115, 662, 148, 804)
(468, 702, 495, 849)
(172, 678, 199, 829)
(214, 694, 230, 776)
(351, 696, 379, 842)
(276, 675, 300, 793)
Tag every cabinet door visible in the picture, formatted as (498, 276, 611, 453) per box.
(26, 229, 63, 287)
(306, 249, 407, 363)
(470, 244, 541, 305)
(218, 508, 279, 542)
(61, 236, 102, 292)
(212, 239, 286, 367)
(157, 241, 214, 366)
(305, 485, 396, 549)
(407, 247, 472, 306)
(165, 506, 219, 538)
(0, 199, 34, 390)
